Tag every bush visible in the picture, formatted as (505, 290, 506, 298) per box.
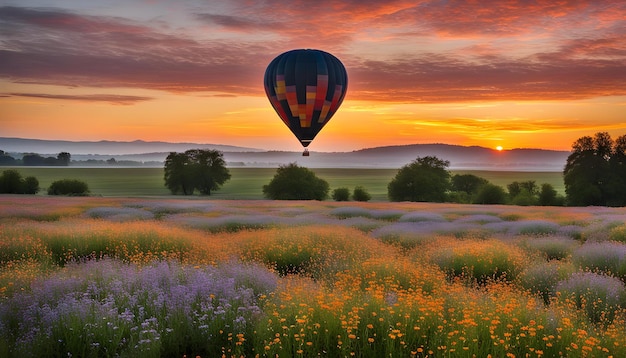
(429, 239, 526, 284)
(352, 186, 371, 202)
(262, 163, 329, 200)
(518, 260, 575, 304)
(387, 156, 450, 202)
(510, 191, 537, 206)
(47, 179, 90, 196)
(572, 242, 626, 279)
(22, 176, 40, 194)
(473, 183, 507, 204)
(556, 272, 626, 324)
(523, 236, 579, 260)
(332, 187, 350, 201)
(0, 170, 40, 194)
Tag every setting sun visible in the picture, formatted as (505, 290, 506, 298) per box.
(496, 146, 503, 151)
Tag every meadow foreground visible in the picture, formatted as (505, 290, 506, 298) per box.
(1, 196, 625, 357)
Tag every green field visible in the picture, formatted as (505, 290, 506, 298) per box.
(3, 167, 564, 199)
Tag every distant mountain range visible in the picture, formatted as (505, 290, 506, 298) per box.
(0, 137, 262, 155)
(0, 137, 570, 171)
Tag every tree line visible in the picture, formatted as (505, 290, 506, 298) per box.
(0, 151, 71, 166)
(163, 132, 626, 207)
(4, 131, 624, 206)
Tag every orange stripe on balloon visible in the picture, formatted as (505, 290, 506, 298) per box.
(315, 75, 328, 110)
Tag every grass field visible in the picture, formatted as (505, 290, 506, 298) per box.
(4, 167, 564, 199)
(1, 196, 625, 357)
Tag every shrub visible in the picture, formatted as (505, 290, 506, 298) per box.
(22, 176, 40, 194)
(0, 170, 39, 194)
(572, 242, 626, 279)
(240, 226, 381, 279)
(473, 183, 507, 204)
(263, 163, 329, 200)
(352, 186, 371, 202)
(47, 179, 90, 196)
(556, 272, 626, 324)
(387, 156, 450, 202)
(523, 236, 579, 260)
(332, 187, 350, 201)
(428, 239, 526, 284)
(510, 191, 537, 206)
(518, 260, 575, 304)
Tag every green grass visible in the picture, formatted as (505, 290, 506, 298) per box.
(4, 167, 564, 199)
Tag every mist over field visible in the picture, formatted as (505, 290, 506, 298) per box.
(1, 137, 569, 170)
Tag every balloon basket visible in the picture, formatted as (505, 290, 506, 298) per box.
(302, 149, 310, 156)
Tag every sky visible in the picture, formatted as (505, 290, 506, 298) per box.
(1, 0, 625, 152)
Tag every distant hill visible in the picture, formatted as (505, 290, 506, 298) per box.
(0, 137, 570, 170)
(0, 137, 262, 155)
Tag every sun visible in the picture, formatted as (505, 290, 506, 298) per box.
(496, 146, 503, 151)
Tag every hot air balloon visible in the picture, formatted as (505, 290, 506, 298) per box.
(264, 49, 348, 156)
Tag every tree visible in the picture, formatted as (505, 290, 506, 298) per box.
(564, 132, 626, 206)
(473, 183, 507, 204)
(451, 174, 488, 195)
(263, 163, 329, 200)
(186, 149, 231, 195)
(508, 180, 538, 206)
(538, 183, 563, 206)
(332, 188, 350, 201)
(163, 149, 231, 195)
(0, 169, 24, 193)
(352, 186, 371, 202)
(22, 176, 39, 194)
(387, 156, 450, 202)
(57, 152, 71, 166)
(0, 170, 40, 194)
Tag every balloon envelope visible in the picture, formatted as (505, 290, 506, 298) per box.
(264, 49, 348, 148)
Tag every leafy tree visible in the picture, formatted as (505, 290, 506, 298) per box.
(538, 183, 563, 206)
(22, 176, 40, 194)
(564, 132, 626, 206)
(387, 156, 450, 202)
(507, 181, 538, 198)
(47, 179, 89, 196)
(0, 169, 24, 193)
(263, 163, 329, 200)
(451, 174, 488, 195)
(186, 149, 231, 195)
(352, 186, 371, 202)
(163, 149, 230, 195)
(57, 152, 71, 166)
(473, 183, 507, 204)
(332, 187, 350, 201)
(0, 170, 40, 194)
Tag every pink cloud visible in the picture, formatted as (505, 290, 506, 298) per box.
(1, 2, 625, 103)
(6, 93, 153, 105)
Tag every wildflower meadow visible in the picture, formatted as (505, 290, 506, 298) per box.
(1, 195, 625, 357)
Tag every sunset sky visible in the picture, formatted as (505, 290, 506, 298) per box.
(1, 0, 625, 152)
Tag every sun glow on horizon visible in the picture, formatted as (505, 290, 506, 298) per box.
(496, 145, 503, 151)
